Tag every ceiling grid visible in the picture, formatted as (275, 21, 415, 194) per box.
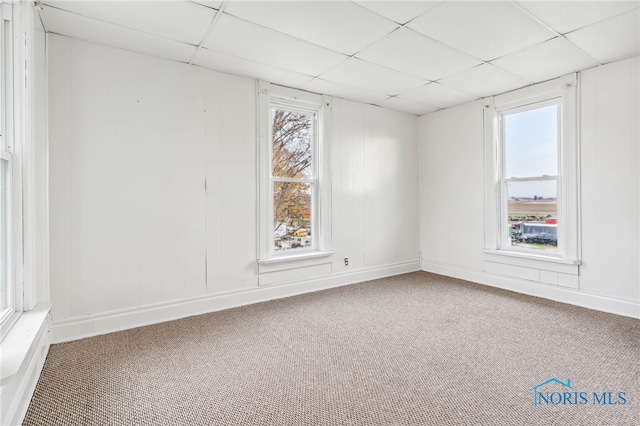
(39, 0, 640, 115)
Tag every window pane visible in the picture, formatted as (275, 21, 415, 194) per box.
(272, 108, 313, 179)
(0, 159, 8, 314)
(507, 180, 558, 252)
(273, 182, 312, 252)
(504, 104, 558, 178)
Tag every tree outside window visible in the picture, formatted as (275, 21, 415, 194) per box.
(271, 107, 316, 252)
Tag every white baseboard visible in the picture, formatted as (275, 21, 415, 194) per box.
(53, 260, 421, 343)
(1, 305, 52, 426)
(422, 260, 640, 319)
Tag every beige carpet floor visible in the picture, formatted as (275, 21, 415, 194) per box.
(23, 272, 640, 425)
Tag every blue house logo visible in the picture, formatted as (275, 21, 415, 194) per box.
(530, 378, 573, 407)
(530, 378, 628, 407)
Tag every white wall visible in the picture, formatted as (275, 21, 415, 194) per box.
(48, 35, 420, 341)
(332, 100, 419, 270)
(418, 100, 485, 271)
(580, 57, 639, 303)
(419, 56, 640, 317)
(49, 36, 211, 322)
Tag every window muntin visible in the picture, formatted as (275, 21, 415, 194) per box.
(500, 100, 561, 254)
(270, 104, 318, 254)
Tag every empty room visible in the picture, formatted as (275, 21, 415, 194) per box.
(1, 0, 639, 424)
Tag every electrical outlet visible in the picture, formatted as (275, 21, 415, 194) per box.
(344, 258, 349, 266)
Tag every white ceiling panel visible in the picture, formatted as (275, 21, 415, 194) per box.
(43, 1, 216, 45)
(407, 1, 556, 61)
(193, 48, 314, 87)
(224, 0, 398, 55)
(189, 0, 223, 10)
(319, 58, 428, 96)
(39, 0, 639, 116)
(301, 78, 390, 104)
(42, 5, 196, 63)
(203, 14, 348, 77)
(376, 97, 439, 116)
(398, 83, 478, 109)
(492, 37, 599, 83)
(517, 0, 639, 34)
(566, 10, 640, 64)
(356, 28, 482, 81)
(353, 1, 441, 25)
(438, 64, 531, 98)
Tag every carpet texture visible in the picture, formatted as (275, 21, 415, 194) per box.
(23, 272, 640, 425)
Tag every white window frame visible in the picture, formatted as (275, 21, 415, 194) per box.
(484, 74, 580, 272)
(0, 1, 23, 341)
(498, 97, 562, 254)
(257, 82, 332, 265)
(270, 100, 319, 254)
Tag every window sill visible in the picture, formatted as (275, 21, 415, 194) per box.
(0, 304, 51, 386)
(258, 250, 334, 266)
(258, 250, 334, 275)
(484, 249, 580, 275)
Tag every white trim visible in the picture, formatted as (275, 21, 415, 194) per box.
(0, 0, 24, 338)
(270, 84, 322, 106)
(256, 80, 271, 260)
(0, 4, 49, 425)
(483, 98, 498, 251)
(0, 304, 51, 426)
(493, 75, 576, 110)
(20, 2, 38, 311)
(52, 260, 421, 344)
(498, 98, 561, 254)
(318, 94, 332, 253)
(257, 250, 334, 265)
(257, 81, 332, 263)
(9, 0, 23, 320)
(421, 260, 639, 319)
(483, 74, 580, 272)
(484, 248, 580, 265)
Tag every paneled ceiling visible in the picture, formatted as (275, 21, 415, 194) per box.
(39, 0, 640, 115)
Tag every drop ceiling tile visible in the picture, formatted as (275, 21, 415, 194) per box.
(516, 0, 639, 34)
(189, 0, 223, 10)
(353, 1, 441, 25)
(566, 10, 640, 64)
(42, 6, 196, 63)
(376, 97, 439, 116)
(203, 14, 348, 77)
(356, 28, 482, 81)
(224, 0, 398, 55)
(398, 83, 478, 109)
(194, 48, 314, 87)
(492, 37, 599, 83)
(43, 1, 216, 45)
(438, 63, 531, 98)
(319, 58, 428, 96)
(301, 78, 390, 104)
(407, 1, 555, 61)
